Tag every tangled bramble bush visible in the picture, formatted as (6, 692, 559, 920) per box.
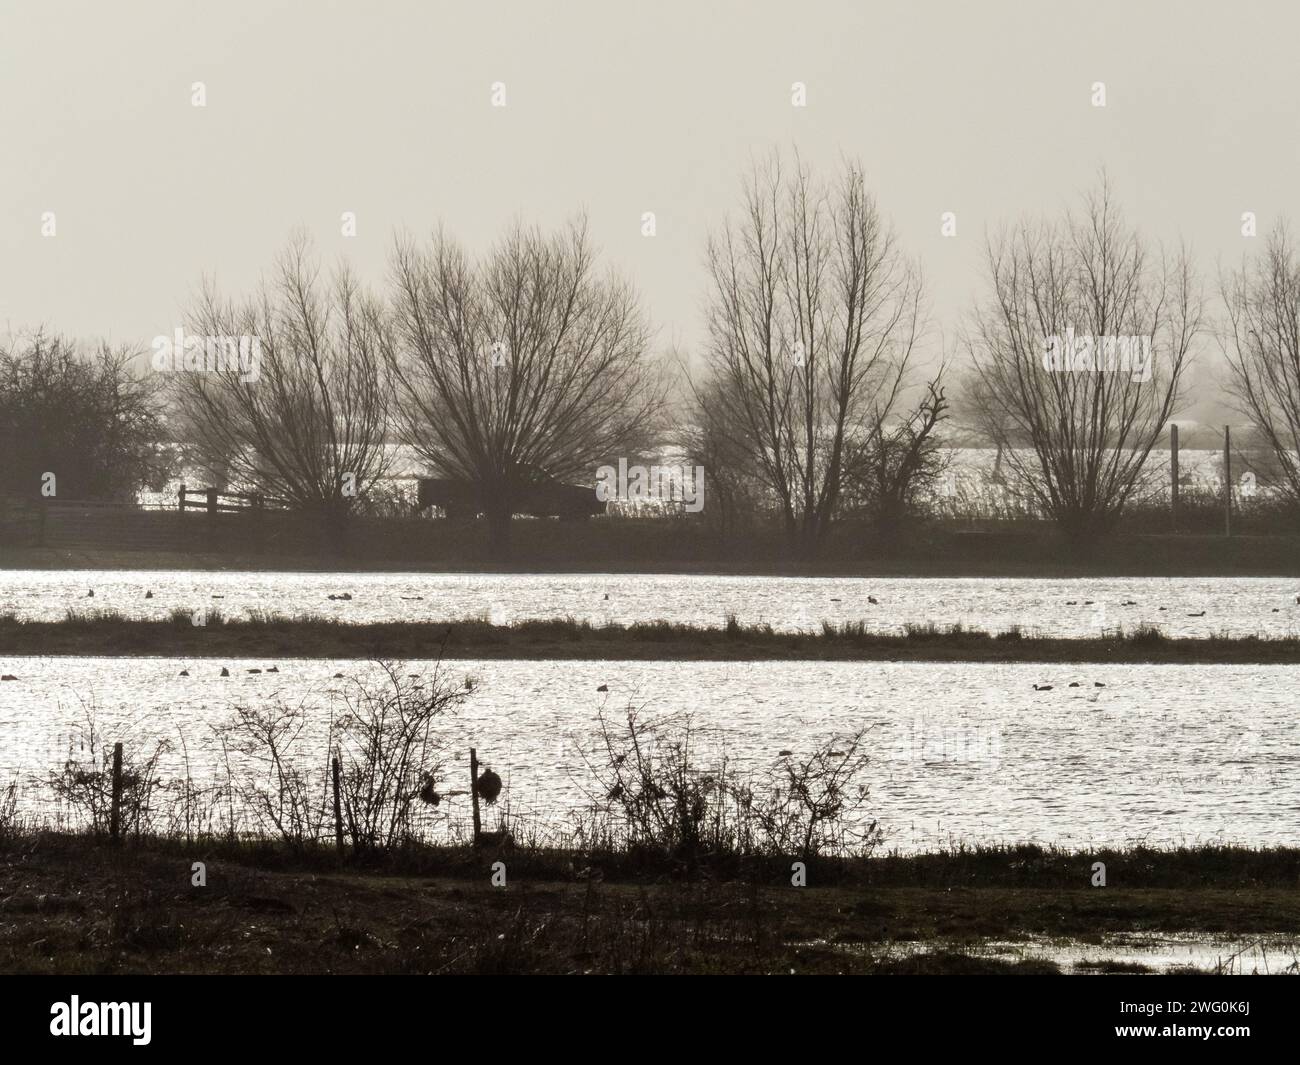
(574, 705, 880, 866)
(46, 707, 170, 839)
(219, 660, 469, 851)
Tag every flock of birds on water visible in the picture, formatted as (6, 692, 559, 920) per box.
(0, 584, 1294, 694)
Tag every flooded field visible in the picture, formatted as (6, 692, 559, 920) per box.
(4, 570, 1300, 638)
(2, 656, 1295, 853)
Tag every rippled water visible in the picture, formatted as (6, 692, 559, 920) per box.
(832, 933, 1300, 974)
(4, 570, 1300, 637)
(2, 656, 1294, 852)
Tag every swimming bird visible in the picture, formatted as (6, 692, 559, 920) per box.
(1187, 611, 1206, 617)
(1094, 681, 1105, 687)
(266, 666, 279, 673)
(333, 672, 345, 679)
(247, 668, 262, 674)
(596, 684, 609, 692)
(178, 669, 189, 677)
(1033, 683, 1053, 691)
(1068, 682, 1080, 687)
(1066, 600, 1077, 605)
(0, 674, 16, 681)
(145, 590, 153, 599)
(86, 589, 94, 597)
(219, 667, 230, 677)
(868, 596, 879, 605)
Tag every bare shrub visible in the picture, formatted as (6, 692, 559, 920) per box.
(332, 661, 469, 852)
(218, 661, 469, 852)
(46, 708, 169, 839)
(218, 698, 333, 847)
(576, 706, 880, 866)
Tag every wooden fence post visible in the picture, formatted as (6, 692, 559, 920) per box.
(109, 741, 123, 844)
(469, 747, 482, 845)
(332, 754, 345, 854)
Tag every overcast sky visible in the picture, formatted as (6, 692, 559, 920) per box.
(3, 0, 1298, 420)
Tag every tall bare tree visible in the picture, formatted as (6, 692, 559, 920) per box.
(966, 178, 1201, 541)
(699, 152, 925, 557)
(169, 237, 391, 546)
(1222, 223, 1300, 514)
(386, 218, 662, 552)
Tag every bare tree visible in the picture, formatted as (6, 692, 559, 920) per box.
(841, 379, 950, 541)
(966, 178, 1201, 541)
(1222, 223, 1300, 515)
(169, 237, 391, 548)
(387, 218, 663, 553)
(699, 151, 924, 557)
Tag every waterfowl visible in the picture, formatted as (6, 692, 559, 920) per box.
(219, 667, 230, 677)
(0, 674, 16, 681)
(867, 596, 879, 605)
(333, 672, 345, 678)
(145, 590, 153, 599)
(1068, 682, 1080, 687)
(247, 668, 262, 674)
(1187, 611, 1206, 617)
(1033, 683, 1053, 691)
(86, 589, 94, 597)
(1094, 681, 1105, 687)
(266, 666, 279, 673)
(596, 684, 609, 692)
(178, 669, 189, 677)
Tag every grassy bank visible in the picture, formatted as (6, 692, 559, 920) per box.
(6, 609, 1300, 662)
(4, 527, 1300, 577)
(3, 833, 1296, 974)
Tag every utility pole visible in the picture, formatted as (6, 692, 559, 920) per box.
(1224, 425, 1232, 538)
(1170, 424, 1179, 532)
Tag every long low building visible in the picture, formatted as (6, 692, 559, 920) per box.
(415, 477, 605, 520)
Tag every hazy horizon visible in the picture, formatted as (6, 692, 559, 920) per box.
(4, 0, 1299, 425)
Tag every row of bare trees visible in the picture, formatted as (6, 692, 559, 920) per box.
(168, 221, 664, 553)
(10, 153, 1300, 556)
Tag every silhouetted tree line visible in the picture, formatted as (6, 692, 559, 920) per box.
(4, 155, 1300, 556)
